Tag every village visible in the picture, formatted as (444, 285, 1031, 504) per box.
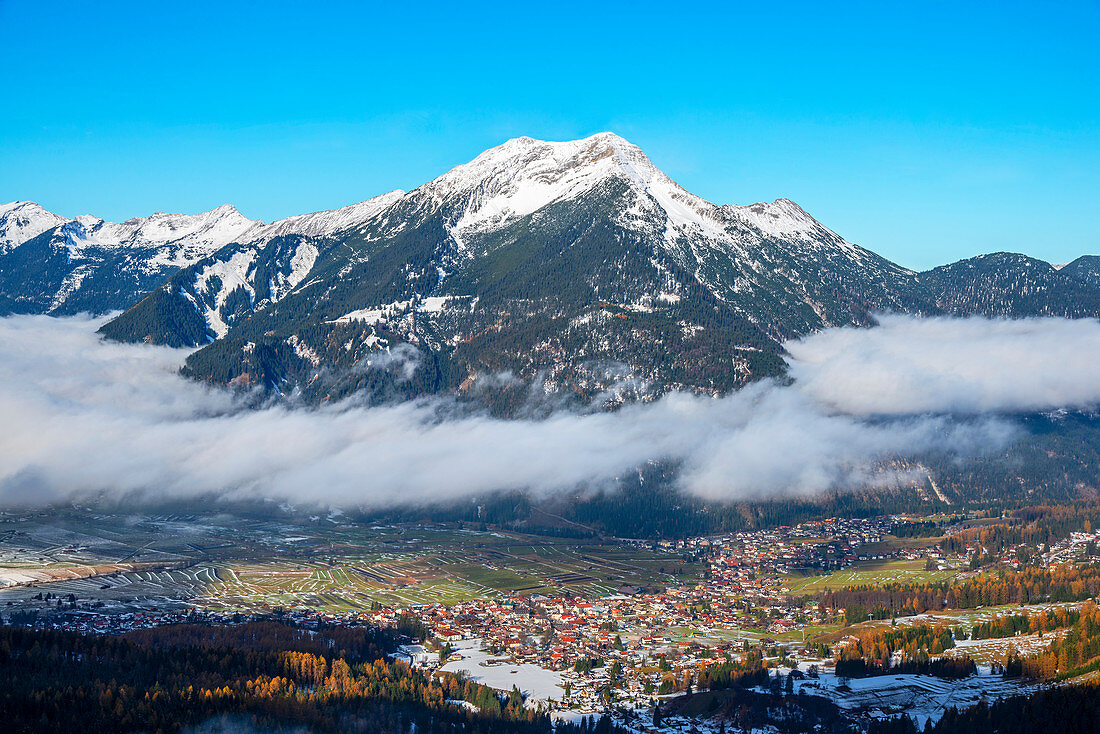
(5, 512, 1095, 721)
(373, 518, 919, 712)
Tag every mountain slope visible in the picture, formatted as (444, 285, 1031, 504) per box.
(915, 252, 1100, 318)
(1060, 255, 1100, 290)
(99, 134, 1100, 406)
(98, 191, 406, 346)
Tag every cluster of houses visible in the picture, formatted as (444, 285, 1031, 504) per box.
(682, 516, 896, 576)
(356, 521, 909, 710)
(1041, 529, 1100, 567)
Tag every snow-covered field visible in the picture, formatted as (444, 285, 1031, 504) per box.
(793, 668, 1035, 728)
(605, 669, 1037, 733)
(953, 630, 1063, 662)
(438, 638, 564, 703)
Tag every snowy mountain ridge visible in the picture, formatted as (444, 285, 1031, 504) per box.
(0, 191, 409, 314)
(0, 192, 407, 256)
(58, 204, 256, 272)
(0, 133, 862, 275)
(413, 132, 842, 254)
(244, 190, 406, 241)
(4, 132, 1098, 407)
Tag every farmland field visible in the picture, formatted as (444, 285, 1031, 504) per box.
(0, 510, 700, 615)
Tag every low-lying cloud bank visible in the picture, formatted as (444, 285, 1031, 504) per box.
(788, 316, 1100, 415)
(1, 314, 1098, 509)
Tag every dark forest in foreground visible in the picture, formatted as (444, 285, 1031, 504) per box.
(0, 621, 586, 734)
(2, 619, 1099, 734)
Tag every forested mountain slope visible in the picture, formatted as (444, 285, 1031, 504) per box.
(1060, 255, 1100, 289)
(915, 252, 1100, 318)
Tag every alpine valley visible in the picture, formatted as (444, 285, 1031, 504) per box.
(3, 133, 1099, 409)
(9, 134, 1100, 734)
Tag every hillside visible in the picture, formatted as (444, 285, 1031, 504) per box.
(915, 252, 1100, 318)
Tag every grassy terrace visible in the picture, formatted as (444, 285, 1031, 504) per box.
(782, 559, 957, 596)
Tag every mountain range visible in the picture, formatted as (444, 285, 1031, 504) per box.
(3, 133, 1098, 407)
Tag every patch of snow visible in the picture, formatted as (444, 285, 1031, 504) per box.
(446, 699, 480, 713)
(794, 668, 1035, 729)
(286, 334, 321, 366)
(680, 322, 704, 338)
(333, 308, 387, 325)
(269, 240, 319, 301)
(362, 333, 386, 349)
(438, 638, 563, 703)
(0, 570, 43, 586)
(418, 296, 450, 313)
(50, 263, 95, 309)
(330, 299, 413, 325)
(195, 248, 258, 338)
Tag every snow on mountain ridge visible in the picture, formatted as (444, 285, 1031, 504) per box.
(0, 201, 68, 254)
(5, 134, 854, 263)
(47, 204, 257, 263)
(425, 133, 640, 233)
(7, 133, 903, 321)
(0, 196, 407, 314)
(724, 198, 823, 239)
(406, 133, 856, 259)
(246, 190, 405, 240)
(418, 132, 717, 236)
(1, 192, 408, 266)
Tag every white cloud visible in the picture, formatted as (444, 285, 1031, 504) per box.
(786, 314, 1100, 415)
(1, 314, 1097, 509)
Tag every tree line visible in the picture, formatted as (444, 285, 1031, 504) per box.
(819, 564, 1100, 619)
(1002, 601, 1100, 680)
(834, 624, 972, 677)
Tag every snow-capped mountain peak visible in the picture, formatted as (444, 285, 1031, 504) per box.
(413, 133, 840, 253)
(420, 132, 683, 234)
(0, 201, 68, 254)
(56, 204, 260, 271)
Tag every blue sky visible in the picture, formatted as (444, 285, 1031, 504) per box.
(1, 1, 1096, 270)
